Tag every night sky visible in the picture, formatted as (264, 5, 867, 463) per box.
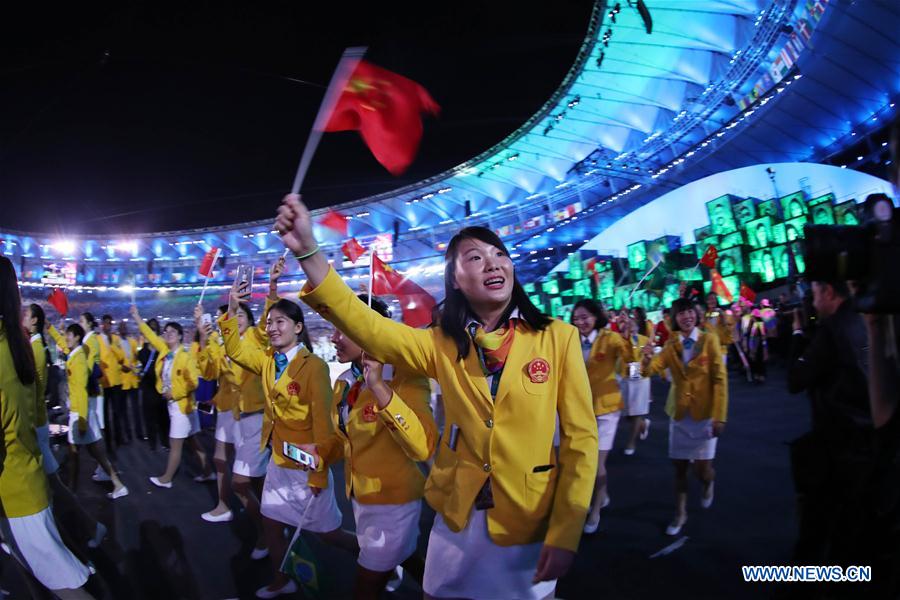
(0, 1, 591, 235)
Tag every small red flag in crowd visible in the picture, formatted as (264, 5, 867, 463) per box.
(324, 60, 440, 175)
(320, 209, 349, 236)
(47, 289, 68, 316)
(739, 282, 757, 303)
(198, 247, 221, 278)
(341, 237, 367, 263)
(699, 245, 718, 268)
(370, 253, 436, 328)
(710, 268, 734, 303)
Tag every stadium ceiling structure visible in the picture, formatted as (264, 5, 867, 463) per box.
(6, 0, 898, 296)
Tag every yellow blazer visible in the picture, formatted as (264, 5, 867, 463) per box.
(0, 325, 50, 518)
(66, 344, 91, 429)
(119, 337, 140, 390)
(299, 267, 597, 552)
(219, 314, 334, 488)
(30, 335, 48, 428)
(586, 329, 628, 416)
(644, 329, 728, 422)
(138, 321, 198, 415)
(618, 332, 650, 378)
(97, 333, 124, 388)
(317, 366, 437, 505)
(198, 333, 241, 415)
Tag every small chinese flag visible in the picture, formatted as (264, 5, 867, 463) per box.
(47, 289, 68, 317)
(324, 60, 440, 175)
(699, 245, 718, 268)
(710, 268, 734, 303)
(341, 237, 366, 263)
(370, 253, 436, 328)
(320, 209, 349, 236)
(739, 282, 757, 303)
(199, 247, 221, 278)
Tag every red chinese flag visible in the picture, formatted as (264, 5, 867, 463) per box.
(320, 209, 349, 236)
(47, 289, 68, 317)
(699, 245, 718, 268)
(198, 247, 221, 278)
(370, 253, 437, 328)
(324, 60, 440, 175)
(710, 268, 734, 303)
(739, 282, 757, 303)
(341, 237, 366, 263)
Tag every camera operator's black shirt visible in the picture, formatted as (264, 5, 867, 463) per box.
(788, 300, 872, 437)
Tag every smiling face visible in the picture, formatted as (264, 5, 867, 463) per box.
(675, 308, 697, 334)
(571, 306, 597, 337)
(65, 330, 79, 351)
(451, 237, 514, 315)
(331, 327, 362, 364)
(236, 309, 249, 336)
(162, 325, 182, 350)
(266, 307, 303, 351)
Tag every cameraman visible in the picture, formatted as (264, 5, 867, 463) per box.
(786, 279, 872, 567)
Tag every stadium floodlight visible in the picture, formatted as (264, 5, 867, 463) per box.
(114, 241, 138, 253)
(53, 240, 76, 255)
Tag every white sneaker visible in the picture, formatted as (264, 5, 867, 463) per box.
(92, 469, 112, 482)
(623, 447, 636, 456)
(250, 546, 269, 560)
(701, 481, 715, 509)
(88, 522, 107, 548)
(193, 473, 217, 483)
(201, 510, 233, 523)
(386, 565, 403, 592)
(255, 580, 297, 598)
(149, 477, 172, 489)
(640, 418, 651, 440)
(666, 516, 687, 536)
(583, 516, 600, 534)
(108, 486, 129, 500)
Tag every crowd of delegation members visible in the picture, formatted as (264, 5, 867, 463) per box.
(0, 193, 742, 599)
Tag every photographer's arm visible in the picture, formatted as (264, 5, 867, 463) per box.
(786, 322, 834, 394)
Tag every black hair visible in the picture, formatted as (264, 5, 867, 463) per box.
(813, 279, 850, 299)
(0, 257, 35, 386)
(632, 306, 647, 328)
(441, 226, 551, 360)
(571, 298, 608, 330)
(82, 312, 97, 329)
(164, 321, 184, 342)
(267, 298, 312, 351)
(237, 302, 255, 326)
(147, 318, 161, 335)
(217, 304, 228, 316)
(670, 298, 697, 332)
(101, 314, 113, 322)
(66, 323, 86, 345)
(356, 294, 391, 319)
(27, 303, 52, 368)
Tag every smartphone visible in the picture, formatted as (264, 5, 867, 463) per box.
(235, 264, 253, 294)
(197, 401, 215, 415)
(283, 441, 317, 468)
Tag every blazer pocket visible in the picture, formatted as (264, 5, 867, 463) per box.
(521, 376, 549, 397)
(524, 470, 556, 515)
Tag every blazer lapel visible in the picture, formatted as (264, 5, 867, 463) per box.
(494, 321, 536, 407)
(462, 340, 495, 415)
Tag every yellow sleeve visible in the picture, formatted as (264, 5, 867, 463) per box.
(299, 267, 437, 379)
(307, 358, 335, 490)
(246, 297, 275, 349)
(218, 315, 266, 375)
(197, 334, 222, 380)
(374, 373, 437, 462)
(68, 352, 89, 429)
(643, 344, 674, 378)
(138, 321, 169, 356)
(47, 325, 66, 352)
(709, 339, 728, 422)
(547, 324, 599, 552)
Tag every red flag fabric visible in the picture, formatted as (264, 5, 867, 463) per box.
(341, 237, 367, 263)
(320, 209, 349, 236)
(739, 282, 757, 303)
(324, 60, 440, 175)
(370, 253, 437, 328)
(47, 289, 68, 316)
(699, 245, 718, 268)
(199, 247, 221, 278)
(710, 268, 734, 303)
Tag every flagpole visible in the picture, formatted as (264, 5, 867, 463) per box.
(290, 46, 367, 195)
(627, 257, 662, 303)
(198, 276, 211, 305)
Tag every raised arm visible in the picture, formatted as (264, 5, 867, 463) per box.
(218, 314, 267, 376)
(367, 359, 437, 462)
(47, 324, 67, 353)
(132, 305, 168, 355)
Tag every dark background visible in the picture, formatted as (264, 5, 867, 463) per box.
(0, 1, 591, 234)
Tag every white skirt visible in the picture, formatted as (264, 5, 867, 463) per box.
(260, 460, 343, 533)
(35, 424, 59, 475)
(596, 411, 620, 452)
(621, 377, 651, 416)
(68, 397, 103, 445)
(352, 498, 421, 572)
(233, 413, 270, 478)
(167, 402, 200, 439)
(214, 409, 237, 444)
(668, 416, 717, 460)
(424, 510, 556, 599)
(0, 507, 90, 591)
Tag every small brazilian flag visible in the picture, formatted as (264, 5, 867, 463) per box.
(281, 528, 329, 598)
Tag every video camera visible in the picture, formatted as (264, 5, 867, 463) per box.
(804, 193, 899, 313)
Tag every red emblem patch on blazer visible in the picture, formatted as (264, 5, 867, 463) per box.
(287, 381, 300, 396)
(222, 327, 231, 336)
(362, 403, 377, 422)
(695, 356, 709, 367)
(594, 352, 606, 361)
(527, 358, 550, 383)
